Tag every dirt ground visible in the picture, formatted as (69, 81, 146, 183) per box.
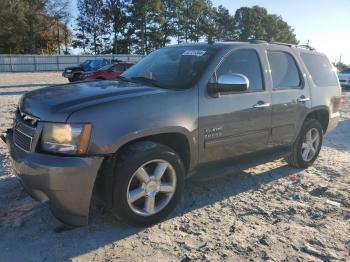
(0, 72, 349, 262)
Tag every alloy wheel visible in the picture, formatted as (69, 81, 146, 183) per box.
(301, 128, 320, 162)
(126, 159, 177, 216)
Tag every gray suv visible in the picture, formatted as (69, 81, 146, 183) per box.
(2, 41, 342, 227)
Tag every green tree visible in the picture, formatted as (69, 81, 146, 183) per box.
(74, 0, 109, 54)
(177, 0, 210, 43)
(202, 5, 235, 43)
(0, 0, 71, 54)
(46, 0, 72, 54)
(131, 0, 162, 54)
(158, 0, 180, 47)
(233, 6, 298, 44)
(334, 62, 347, 71)
(104, 0, 130, 54)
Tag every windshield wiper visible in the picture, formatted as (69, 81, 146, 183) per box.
(130, 76, 161, 87)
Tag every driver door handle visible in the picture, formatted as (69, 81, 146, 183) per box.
(253, 102, 271, 108)
(297, 96, 310, 103)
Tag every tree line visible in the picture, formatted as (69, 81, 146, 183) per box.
(74, 0, 299, 55)
(0, 0, 299, 55)
(0, 0, 71, 54)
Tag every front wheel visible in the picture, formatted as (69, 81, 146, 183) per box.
(69, 74, 81, 82)
(285, 118, 323, 168)
(111, 141, 185, 226)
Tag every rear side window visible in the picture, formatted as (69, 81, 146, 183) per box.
(268, 51, 301, 89)
(217, 49, 264, 91)
(300, 53, 338, 87)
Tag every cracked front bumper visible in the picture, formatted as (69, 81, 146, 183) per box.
(4, 130, 103, 226)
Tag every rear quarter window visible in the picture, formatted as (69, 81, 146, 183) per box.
(300, 53, 338, 87)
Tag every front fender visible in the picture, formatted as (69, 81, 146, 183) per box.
(109, 126, 197, 169)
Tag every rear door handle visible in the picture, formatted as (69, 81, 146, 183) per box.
(253, 102, 271, 108)
(297, 96, 310, 103)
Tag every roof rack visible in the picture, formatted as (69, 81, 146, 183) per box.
(249, 39, 296, 48)
(297, 45, 316, 51)
(248, 39, 267, 44)
(247, 40, 316, 51)
(269, 41, 296, 48)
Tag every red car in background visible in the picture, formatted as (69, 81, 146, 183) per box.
(80, 62, 134, 81)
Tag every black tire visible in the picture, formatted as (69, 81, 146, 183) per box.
(68, 78, 74, 82)
(285, 118, 323, 168)
(71, 74, 80, 82)
(111, 141, 185, 226)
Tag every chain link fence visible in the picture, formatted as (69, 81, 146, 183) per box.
(0, 54, 143, 72)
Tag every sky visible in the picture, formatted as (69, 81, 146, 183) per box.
(211, 0, 350, 64)
(69, 0, 350, 64)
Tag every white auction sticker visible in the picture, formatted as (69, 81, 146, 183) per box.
(182, 50, 206, 56)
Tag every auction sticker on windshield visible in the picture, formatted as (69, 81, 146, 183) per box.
(182, 50, 207, 56)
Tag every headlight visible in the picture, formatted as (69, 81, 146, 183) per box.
(41, 123, 92, 155)
(66, 69, 72, 73)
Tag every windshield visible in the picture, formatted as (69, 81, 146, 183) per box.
(340, 67, 350, 74)
(80, 60, 93, 71)
(122, 46, 218, 89)
(80, 60, 109, 71)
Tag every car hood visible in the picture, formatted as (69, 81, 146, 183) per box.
(19, 80, 169, 122)
(64, 66, 82, 71)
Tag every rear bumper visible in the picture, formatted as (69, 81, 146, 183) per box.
(4, 130, 104, 226)
(326, 112, 341, 134)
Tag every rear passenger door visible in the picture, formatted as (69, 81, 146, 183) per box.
(267, 48, 311, 146)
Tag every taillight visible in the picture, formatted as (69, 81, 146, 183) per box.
(338, 87, 343, 112)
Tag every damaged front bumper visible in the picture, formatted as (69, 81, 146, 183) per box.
(2, 129, 104, 226)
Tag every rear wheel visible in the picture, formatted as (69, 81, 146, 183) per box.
(111, 141, 185, 226)
(285, 118, 323, 168)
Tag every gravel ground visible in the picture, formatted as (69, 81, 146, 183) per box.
(0, 73, 349, 261)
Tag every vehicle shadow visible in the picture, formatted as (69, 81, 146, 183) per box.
(323, 119, 350, 152)
(0, 160, 301, 261)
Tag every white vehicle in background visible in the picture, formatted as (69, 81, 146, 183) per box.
(338, 67, 350, 88)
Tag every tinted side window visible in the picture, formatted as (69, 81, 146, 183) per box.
(268, 51, 301, 89)
(300, 53, 338, 87)
(217, 49, 263, 91)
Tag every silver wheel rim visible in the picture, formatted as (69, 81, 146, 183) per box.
(126, 159, 177, 216)
(301, 128, 320, 162)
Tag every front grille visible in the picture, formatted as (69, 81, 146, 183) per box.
(14, 128, 33, 151)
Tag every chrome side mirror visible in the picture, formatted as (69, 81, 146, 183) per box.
(208, 73, 249, 94)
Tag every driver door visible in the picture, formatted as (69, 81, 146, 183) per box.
(198, 48, 272, 163)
